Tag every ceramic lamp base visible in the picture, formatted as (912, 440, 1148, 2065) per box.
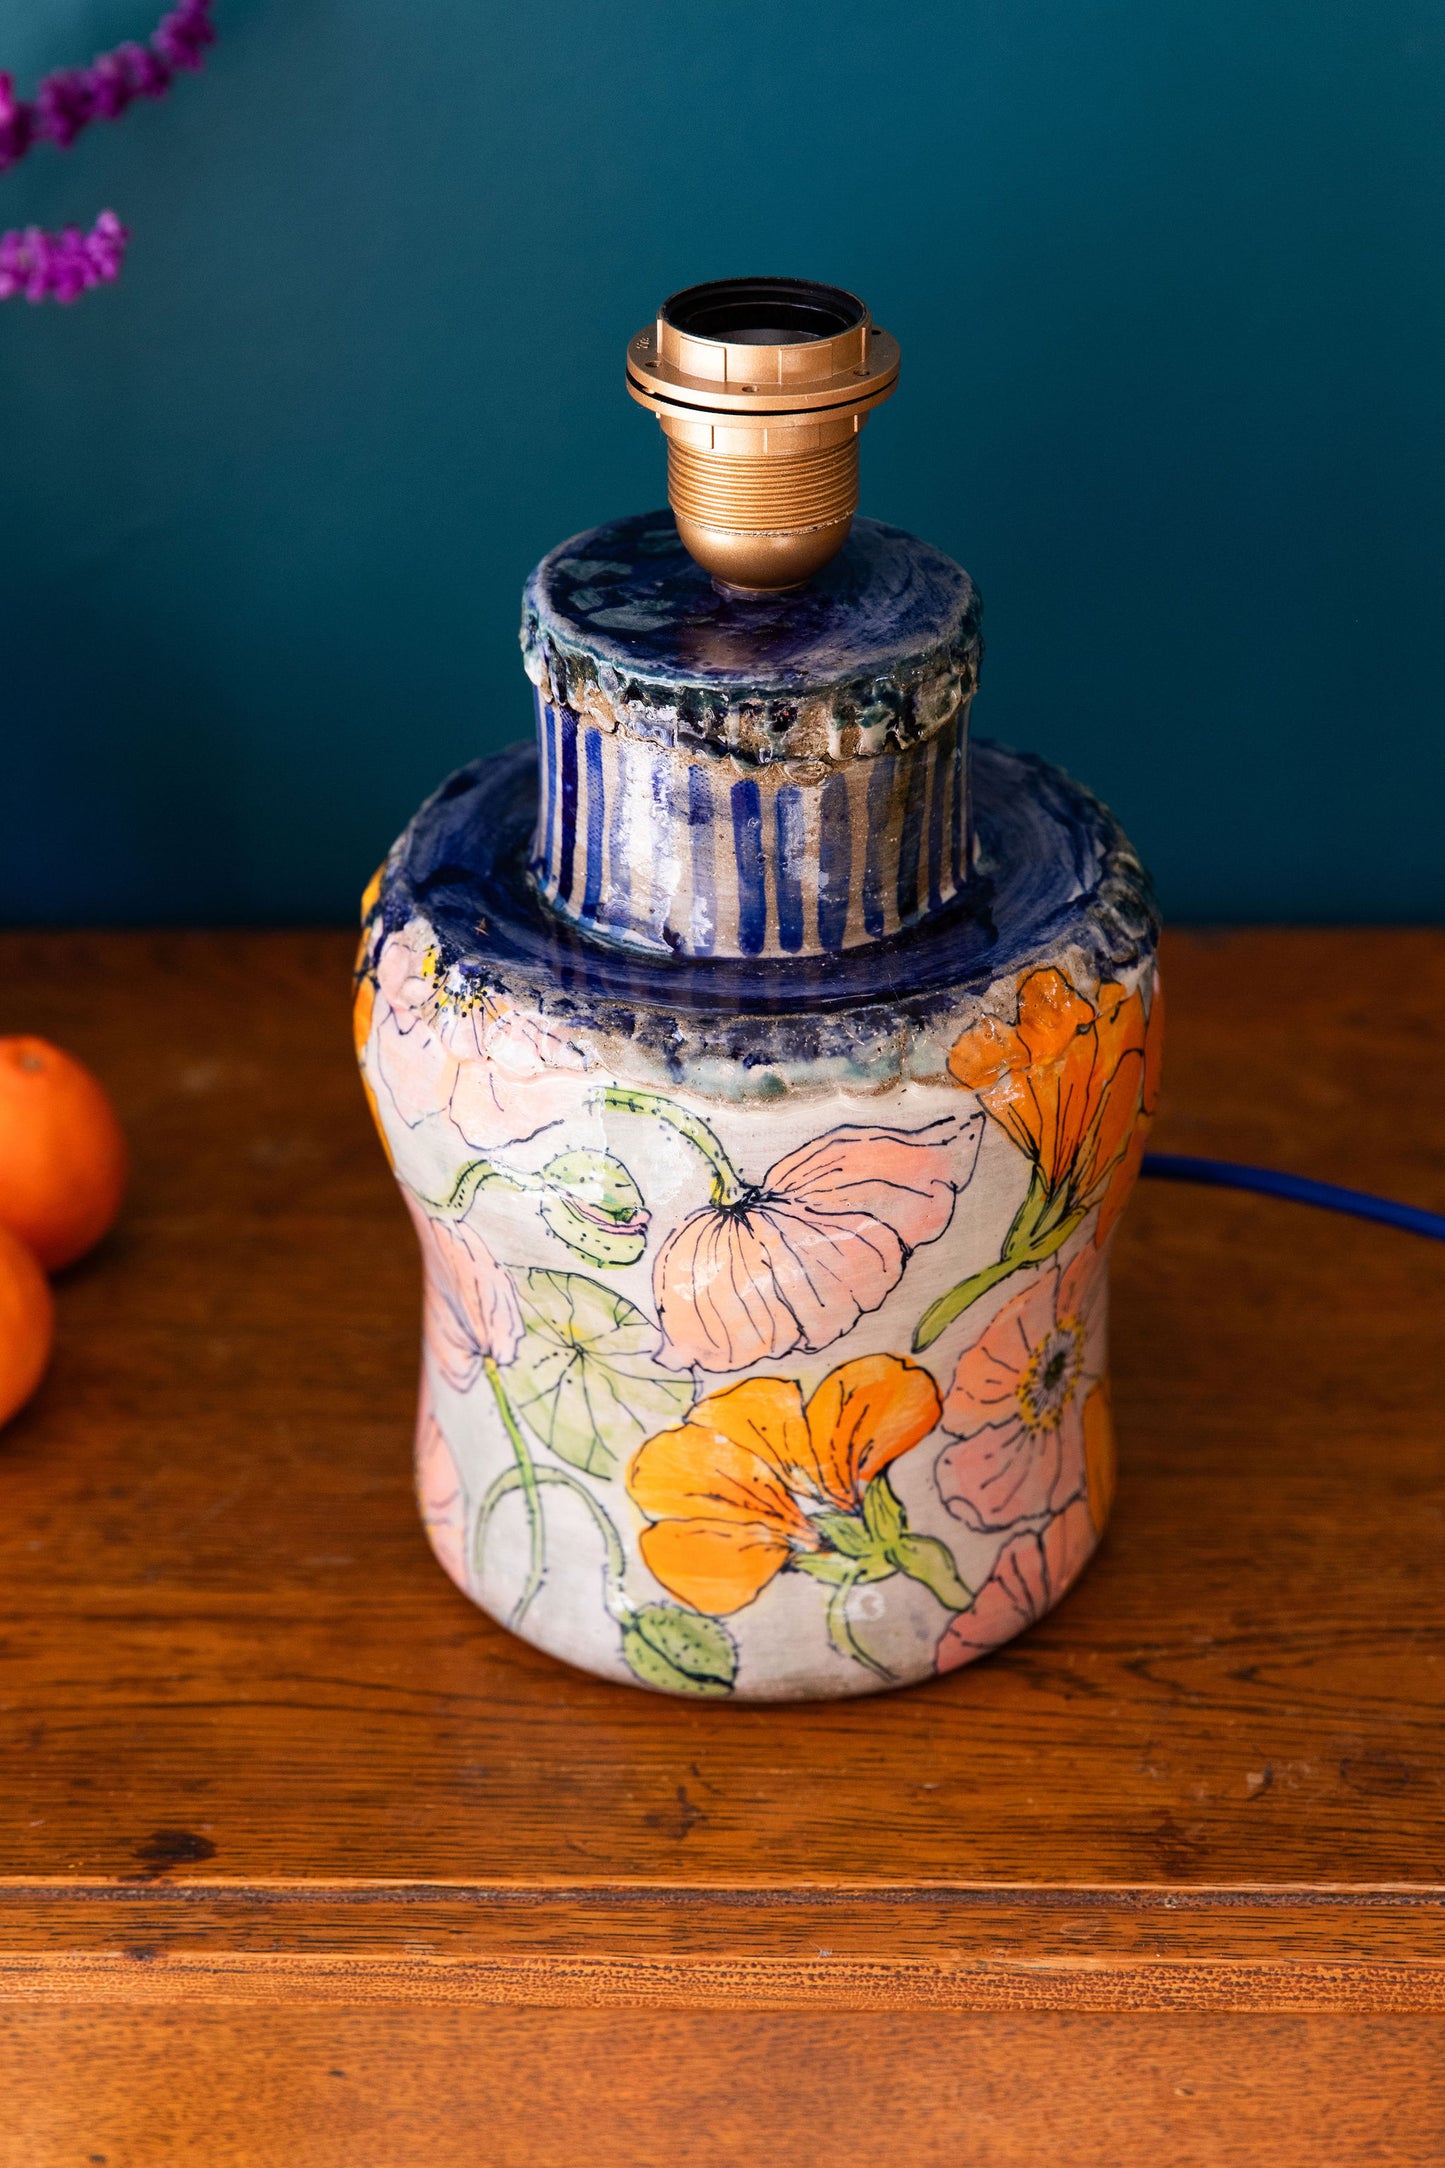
(355, 732, 1160, 1700)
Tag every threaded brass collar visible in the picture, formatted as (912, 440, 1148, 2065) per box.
(627, 277, 899, 592)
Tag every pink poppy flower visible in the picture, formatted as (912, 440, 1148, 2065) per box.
(935, 1497, 1097, 1672)
(373, 917, 589, 1148)
(655, 1115, 981, 1373)
(405, 1192, 523, 1383)
(414, 1378, 467, 1590)
(935, 1242, 1106, 1532)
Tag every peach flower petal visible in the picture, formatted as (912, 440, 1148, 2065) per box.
(407, 1194, 524, 1385)
(371, 916, 590, 1147)
(415, 1382, 468, 1590)
(940, 1268, 1061, 1433)
(655, 1118, 975, 1373)
(936, 1498, 1097, 1672)
(765, 1117, 977, 1250)
(936, 1399, 1085, 1532)
(655, 1200, 902, 1371)
(448, 1012, 591, 1150)
(377, 1002, 458, 1126)
(938, 1247, 1107, 1532)
(653, 1210, 803, 1374)
(1057, 1240, 1108, 1343)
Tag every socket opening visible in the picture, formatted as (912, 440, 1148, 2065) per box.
(661, 277, 866, 349)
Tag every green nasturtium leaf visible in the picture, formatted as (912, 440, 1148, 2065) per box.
(509, 1269, 694, 1479)
(888, 1533, 974, 1612)
(792, 1549, 859, 1586)
(862, 1473, 906, 1547)
(621, 1603, 738, 1696)
(810, 1509, 878, 1564)
(802, 1477, 973, 1614)
(537, 1150, 649, 1268)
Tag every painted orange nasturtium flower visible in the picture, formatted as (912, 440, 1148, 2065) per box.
(948, 966, 1161, 1227)
(916, 968, 1163, 1347)
(627, 1354, 971, 1674)
(1091, 977, 1164, 1247)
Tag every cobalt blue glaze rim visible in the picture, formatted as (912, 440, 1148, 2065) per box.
(382, 737, 1158, 1039)
(523, 512, 978, 697)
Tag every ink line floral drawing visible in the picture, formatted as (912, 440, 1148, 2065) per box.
(935, 1497, 1097, 1674)
(415, 1377, 467, 1591)
(409, 1182, 735, 1692)
(915, 966, 1162, 1347)
(595, 1092, 982, 1372)
(935, 1242, 1110, 1533)
(361, 901, 1125, 1696)
(429, 1145, 650, 1271)
(627, 1353, 972, 1680)
(361, 922, 985, 1338)
(406, 1191, 523, 1383)
(506, 1269, 693, 1480)
(374, 917, 590, 1149)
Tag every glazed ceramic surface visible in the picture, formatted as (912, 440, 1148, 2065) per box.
(522, 513, 981, 959)
(355, 516, 1161, 1700)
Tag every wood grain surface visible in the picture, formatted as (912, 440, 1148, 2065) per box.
(4, 2007, 1443, 2168)
(1, 929, 1442, 2158)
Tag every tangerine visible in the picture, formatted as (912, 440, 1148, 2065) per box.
(0, 1037, 127, 1271)
(0, 1221, 54, 1426)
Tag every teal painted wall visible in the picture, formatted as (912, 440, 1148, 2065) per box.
(1, 0, 1441, 924)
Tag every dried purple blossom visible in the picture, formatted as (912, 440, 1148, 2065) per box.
(0, 210, 128, 304)
(34, 68, 94, 151)
(0, 2, 215, 304)
(152, 0, 217, 74)
(0, 0, 215, 172)
(87, 54, 133, 123)
(0, 73, 35, 168)
(119, 42, 173, 103)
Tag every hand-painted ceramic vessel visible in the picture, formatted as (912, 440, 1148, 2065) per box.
(354, 511, 1161, 1700)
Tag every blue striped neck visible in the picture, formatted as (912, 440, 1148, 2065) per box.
(519, 512, 983, 962)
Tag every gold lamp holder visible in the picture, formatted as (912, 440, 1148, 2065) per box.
(626, 276, 900, 592)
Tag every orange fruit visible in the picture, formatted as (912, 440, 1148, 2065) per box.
(0, 1037, 127, 1271)
(0, 1221, 54, 1426)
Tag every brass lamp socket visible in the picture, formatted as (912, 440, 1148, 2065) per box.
(626, 276, 900, 592)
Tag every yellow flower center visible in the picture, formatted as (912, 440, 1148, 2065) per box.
(419, 949, 497, 1029)
(1016, 1319, 1084, 1433)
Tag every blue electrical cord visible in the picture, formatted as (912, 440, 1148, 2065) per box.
(1141, 1154, 1445, 1244)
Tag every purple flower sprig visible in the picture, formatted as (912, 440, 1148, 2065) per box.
(0, 0, 215, 170)
(0, 210, 128, 303)
(0, 3, 215, 305)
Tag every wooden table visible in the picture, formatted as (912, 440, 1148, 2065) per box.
(1, 929, 1442, 2165)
